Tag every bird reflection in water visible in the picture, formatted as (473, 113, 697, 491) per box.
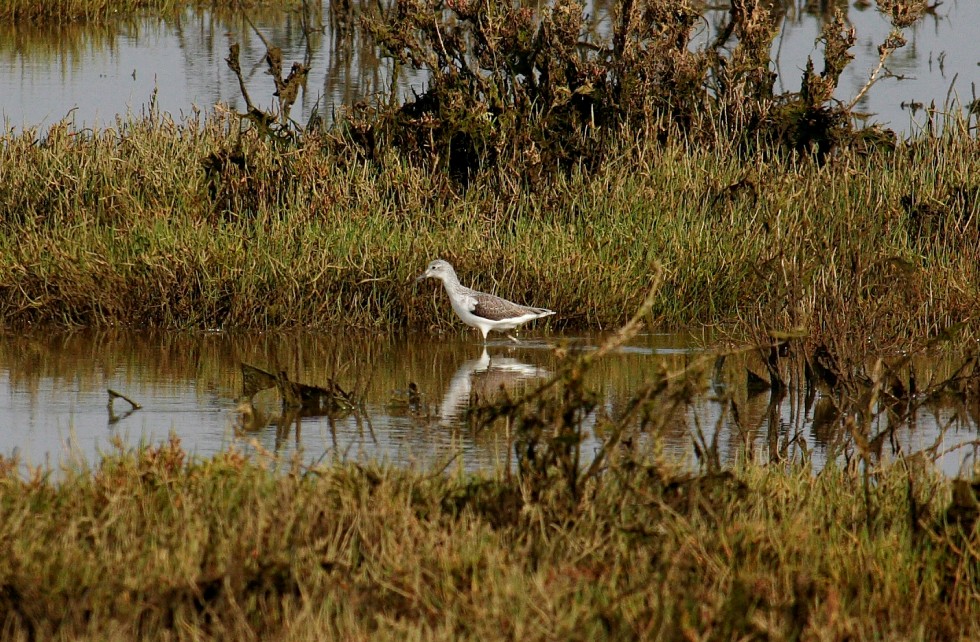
(436, 347, 550, 426)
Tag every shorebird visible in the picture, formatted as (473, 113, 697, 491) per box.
(416, 259, 555, 342)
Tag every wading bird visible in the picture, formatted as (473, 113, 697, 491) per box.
(416, 259, 554, 342)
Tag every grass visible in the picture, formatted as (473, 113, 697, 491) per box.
(1, 111, 978, 351)
(0, 436, 976, 640)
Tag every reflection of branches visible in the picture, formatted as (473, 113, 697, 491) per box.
(847, 30, 907, 111)
(300, 0, 323, 69)
(918, 413, 979, 469)
(107, 388, 141, 425)
(322, 0, 403, 118)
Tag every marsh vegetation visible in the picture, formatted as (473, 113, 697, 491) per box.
(0, 343, 977, 638)
(0, 280, 977, 639)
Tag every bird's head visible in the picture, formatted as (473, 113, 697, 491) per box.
(416, 259, 456, 283)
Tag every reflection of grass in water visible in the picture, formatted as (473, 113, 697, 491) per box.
(0, 0, 306, 25)
(6, 325, 973, 469)
(0, 329, 386, 398)
(0, 329, 561, 418)
(0, 3, 309, 64)
(0, 324, 689, 384)
(0, 329, 703, 445)
(0, 22, 119, 66)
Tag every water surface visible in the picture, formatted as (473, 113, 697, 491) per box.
(1, 329, 976, 476)
(1, 1, 978, 135)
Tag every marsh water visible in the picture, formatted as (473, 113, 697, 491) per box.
(1, 329, 977, 476)
(1, 1, 979, 135)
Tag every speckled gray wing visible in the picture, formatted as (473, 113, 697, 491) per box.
(470, 290, 551, 321)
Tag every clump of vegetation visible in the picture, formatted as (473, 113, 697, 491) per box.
(0, 428, 976, 638)
(336, 0, 924, 184)
(0, 237, 976, 639)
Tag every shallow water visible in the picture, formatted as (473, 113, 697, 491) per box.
(0, 1, 978, 135)
(0, 329, 976, 476)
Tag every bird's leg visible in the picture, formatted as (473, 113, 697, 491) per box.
(506, 333, 521, 344)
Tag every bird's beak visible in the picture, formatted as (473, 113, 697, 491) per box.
(415, 272, 428, 282)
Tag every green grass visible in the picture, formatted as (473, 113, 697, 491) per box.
(1, 112, 978, 352)
(0, 437, 975, 640)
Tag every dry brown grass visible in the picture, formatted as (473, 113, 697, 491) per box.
(0, 434, 975, 640)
